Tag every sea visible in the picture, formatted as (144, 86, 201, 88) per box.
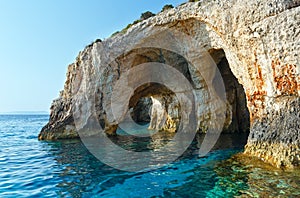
(0, 114, 299, 197)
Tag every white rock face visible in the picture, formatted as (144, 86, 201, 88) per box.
(39, 0, 300, 169)
(149, 97, 167, 131)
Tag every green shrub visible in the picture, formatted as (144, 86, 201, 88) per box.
(110, 11, 155, 37)
(111, 31, 120, 37)
(121, 23, 133, 34)
(119, 19, 143, 35)
(94, 39, 102, 43)
(140, 11, 155, 20)
(189, 0, 200, 2)
(132, 19, 142, 25)
(161, 4, 174, 12)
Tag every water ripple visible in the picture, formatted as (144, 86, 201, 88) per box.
(0, 115, 299, 197)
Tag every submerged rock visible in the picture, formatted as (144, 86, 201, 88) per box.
(39, 0, 299, 169)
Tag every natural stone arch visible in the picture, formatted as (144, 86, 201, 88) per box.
(94, 24, 250, 136)
(111, 47, 192, 133)
(39, 0, 299, 169)
(125, 47, 250, 135)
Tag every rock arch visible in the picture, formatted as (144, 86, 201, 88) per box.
(39, 0, 299, 168)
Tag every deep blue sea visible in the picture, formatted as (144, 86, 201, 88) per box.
(0, 115, 299, 197)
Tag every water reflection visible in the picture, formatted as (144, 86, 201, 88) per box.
(46, 139, 125, 197)
(47, 128, 249, 196)
(45, 130, 299, 197)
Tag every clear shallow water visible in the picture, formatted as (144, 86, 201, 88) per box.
(0, 115, 299, 197)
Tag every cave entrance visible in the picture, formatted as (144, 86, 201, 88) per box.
(210, 49, 250, 134)
(114, 47, 190, 136)
(116, 82, 181, 136)
(130, 83, 181, 132)
(114, 47, 249, 138)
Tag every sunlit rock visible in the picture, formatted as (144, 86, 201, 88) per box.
(39, 0, 300, 169)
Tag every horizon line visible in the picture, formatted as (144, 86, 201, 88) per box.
(0, 110, 50, 115)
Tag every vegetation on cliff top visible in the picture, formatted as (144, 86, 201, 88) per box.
(99, 2, 195, 41)
(161, 4, 174, 12)
(110, 4, 177, 38)
(110, 11, 155, 37)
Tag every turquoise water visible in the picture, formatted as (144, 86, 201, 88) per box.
(0, 115, 299, 197)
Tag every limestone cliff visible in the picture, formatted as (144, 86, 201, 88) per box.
(39, 0, 300, 169)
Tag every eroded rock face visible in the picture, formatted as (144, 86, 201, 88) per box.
(245, 97, 300, 168)
(39, 0, 299, 168)
(148, 95, 180, 132)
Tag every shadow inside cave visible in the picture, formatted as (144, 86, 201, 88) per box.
(210, 49, 250, 134)
(104, 47, 250, 150)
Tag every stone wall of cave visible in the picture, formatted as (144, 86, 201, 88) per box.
(127, 48, 250, 134)
(128, 83, 181, 132)
(122, 47, 191, 132)
(130, 97, 152, 123)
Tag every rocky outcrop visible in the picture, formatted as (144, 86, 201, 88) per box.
(148, 95, 180, 132)
(39, 0, 299, 169)
(244, 96, 300, 168)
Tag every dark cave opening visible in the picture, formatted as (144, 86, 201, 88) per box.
(210, 49, 250, 134)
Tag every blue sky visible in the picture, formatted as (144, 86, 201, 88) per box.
(0, 0, 184, 112)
